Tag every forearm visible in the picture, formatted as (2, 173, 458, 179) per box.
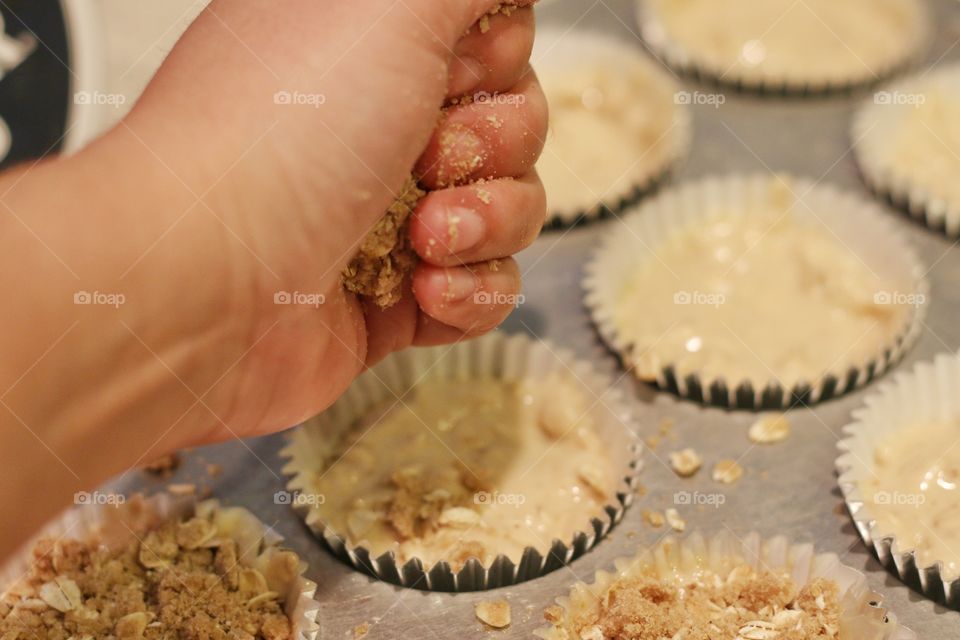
(0, 126, 256, 560)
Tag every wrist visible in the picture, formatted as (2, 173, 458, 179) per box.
(0, 123, 259, 472)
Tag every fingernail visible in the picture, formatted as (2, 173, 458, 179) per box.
(445, 206, 485, 253)
(437, 124, 486, 187)
(443, 269, 478, 303)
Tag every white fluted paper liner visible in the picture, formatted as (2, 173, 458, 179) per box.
(532, 27, 692, 226)
(281, 332, 643, 591)
(853, 63, 960, 237)
(635, 0, 930, 95)
(584, 173, 929, 409)
(0, 493, 320, 640)
(535, 530, 915, 640)
(837, 351, 960, 608)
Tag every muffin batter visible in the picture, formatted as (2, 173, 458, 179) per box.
(864, 420, 960, 579)
(890, 83, 960, 213)
(537, 55, 678, 214)
(647, 0, 926, 86)
(307, 375, 616, 569)
(612, 187, 910, 389)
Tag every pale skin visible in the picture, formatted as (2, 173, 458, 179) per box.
(0, 0, 546, 561)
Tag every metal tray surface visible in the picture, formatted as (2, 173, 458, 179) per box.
(103, 0, 960, 637)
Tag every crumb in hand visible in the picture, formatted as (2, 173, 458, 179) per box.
(342, 177, 425, 308)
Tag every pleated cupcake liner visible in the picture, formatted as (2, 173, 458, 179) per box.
(584, 173, 929, 409)
(536, 530, 915, 639)
(0, 492, 320, 639)
(853, 63, 960, 237)
(532, 27, 692, 227)
(837, 350, 960, 609)
(281, 332, 643, 591)
(635, 0, 931, 96)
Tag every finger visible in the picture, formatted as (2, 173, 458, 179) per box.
(409, 172, 545, 267)
(447, 8, 536, 98)
(399, 0, 532, 53)
(412, 259, 521, 333)
(416, 69, 547, 189)
(362, 285, 420, 367)
(413, 313, 483, 347)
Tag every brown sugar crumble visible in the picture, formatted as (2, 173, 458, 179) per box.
(0, 513, 297, 640)
(479, 1, 534, 33)
(642, 510, 665, 529)
(342, 177, 425, 309)
(383, 465, 477, 543)
(143, 453, 180, 478)
(543, 565, 843, 640)
(341, 1, 537, 309)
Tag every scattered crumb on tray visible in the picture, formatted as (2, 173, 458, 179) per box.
(659, 418, 675, 435)
(475, 600, 511, 629)
(143, 453, 180, 477)
(643, 510, 665, 528)
(669, 448, 702, 478)
(664, 508, 685, 532)
(749, 414, 791, 444)
(713, 459, 744, 484)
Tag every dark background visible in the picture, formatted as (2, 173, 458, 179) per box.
(0, 0, 69, 168)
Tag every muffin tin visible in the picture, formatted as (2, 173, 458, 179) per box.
(22, 0, 960, 637)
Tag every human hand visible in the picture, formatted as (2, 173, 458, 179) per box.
(113, 0, 547, 442)
(0, 0, 546, 558)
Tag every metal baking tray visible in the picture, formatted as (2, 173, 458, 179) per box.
(105, 0, 960, 636)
